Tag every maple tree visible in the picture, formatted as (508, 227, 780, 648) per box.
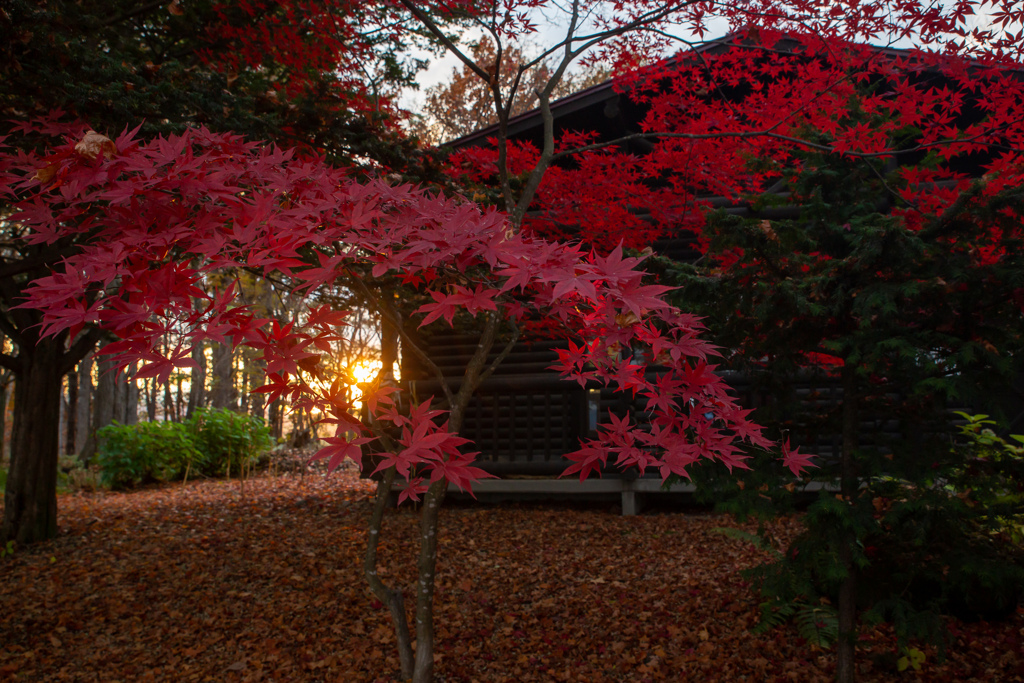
(1, 120, 778, 681)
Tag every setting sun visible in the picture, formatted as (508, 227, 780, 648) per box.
(349, 359, 382, 385)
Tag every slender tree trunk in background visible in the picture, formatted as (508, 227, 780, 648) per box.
(0, 381, 6, 467)
(0, 332, 5, 466)
(249, 385, 265, 420)
(144, 378, 157, 422)
(164, 380, 173, 422)
(378, 314, 399, 386)
(124, 372, 138, 426)
(79, 358, 114, 464)
(175, 373, 183, 422)
(239, 359, 249, 414)
(2, 336, 66, 544)
(65, 368, 78, 456)
(268, 398, 282, 439)
(210, 342, 234, 409)
(79, 351, 134, 461)
(187, 343, 206, 419)
(75, 354, 92, 454)
(0, 370, 11, 466)
(58, 386, 67, 456)
(836, 364, 860, 683)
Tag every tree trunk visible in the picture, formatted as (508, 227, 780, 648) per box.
(209, 341, 234, 409)
(186, 342, 206, 419)
(0, 371, 10, 466)
(65, 368, 78, 455)
(2, 336, 66, 544)
(268, 398, 282, 439)
(836, 364, 859, 683)
(379, 313, 399, 386)
(364, 467, 415, 679)
(79, 351, 133, 462)
(175, 372, 183, 422)
(238, 356, 250, 414)
(124, 369, 138, 426)
(144, 378, 157, 422)
(75, 354, 92, 453)
(164, 379, 174, 422)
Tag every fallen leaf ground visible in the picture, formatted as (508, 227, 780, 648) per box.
(2, 466, 1022, 682)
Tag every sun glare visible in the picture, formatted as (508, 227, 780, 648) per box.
(349, 359, 382, 385)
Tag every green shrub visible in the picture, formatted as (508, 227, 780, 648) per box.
(95, 408, 274, 489)
(97, 420, 201, 490)
(188, 407, 274, 477)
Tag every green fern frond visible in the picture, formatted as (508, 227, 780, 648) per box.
(752, 600, 797, 634)
(794, 604, 840, 648)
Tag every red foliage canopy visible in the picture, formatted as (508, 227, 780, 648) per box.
(2, 119, 810, 492)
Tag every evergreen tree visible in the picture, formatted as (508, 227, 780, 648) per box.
(665, 133, 1024, 667)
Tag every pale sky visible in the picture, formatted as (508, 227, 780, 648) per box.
(399, 2, 1003, 116)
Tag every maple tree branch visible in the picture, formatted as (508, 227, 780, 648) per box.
(392, 315, 456, 409)
(536, 1, 701, 64)
(61, 328, 106, 376)
(862, 156, 906, 210)
(476, 316, 519, 388)
(343, 269, 456, 408)
(399, 1, 494, 84)
(510, 87, 556, 226)
(0, 244, 78, 281)
(449, 311, 500, 431)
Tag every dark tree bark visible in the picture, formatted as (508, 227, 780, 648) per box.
(1, 336, 65, 544)
(209, 341, 234, 409)
(78, 348, 135, 462)
(1, 324, 98, 545)
(144, 378, 157, 422)
(163, 379, 173, 422)
(378, 313, 399, 386)
(0, 368, 11, 466)
(186, 343, 206, 419)
(268, 398, 283, 439)
(124, 372, 138, 426)
(836, 364, 860, 683)
(0, 381, 6, 467)
(65, 368, 78, 455)
(75, 353, 92, 454)
(175, 372, 183, 422)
